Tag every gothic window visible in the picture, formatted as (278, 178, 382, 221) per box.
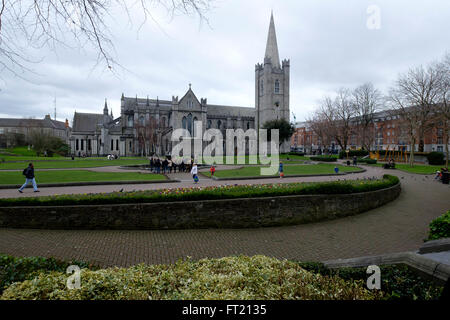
(247, 122, 250, 130)
(88, 139, 91, 151)
(207, 120, 212, 129)
(116, 139, 119, 151)
(274, 80, 280, 93)
(139, 116, 145, 126)
(128, 115, 134, 127)
(80, 139, 84, 151)
(187, 114, 193, 136)
(182, 116, 187, 130)
(111, 140, 114, 150)
(217, 120, 222, 130)
(76, 139, 79, 151)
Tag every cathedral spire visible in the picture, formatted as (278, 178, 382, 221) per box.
(103, 98, 108, 115)
(264, 11, 280, 69)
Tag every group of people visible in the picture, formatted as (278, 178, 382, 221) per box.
(148, 157, 198, 174)
(435, 167, 449, 181)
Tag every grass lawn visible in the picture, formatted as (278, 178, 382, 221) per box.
(203, 164, 362, 178)
(372, 163, 444, 174)
(0, 170, 166, 185)
(0, 158, 150, 170)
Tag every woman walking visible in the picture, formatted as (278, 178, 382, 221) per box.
(18, 163, 39, 193)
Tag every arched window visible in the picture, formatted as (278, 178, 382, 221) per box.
(128, 115, 134, 127)
(247, 122, 250, 130)
(217, 120, 222, 130)
(139, 116, 145, 126)
(187, 114, 193, 136)
(182, 116, 187, 130)
(274, 80, 280, 93)
(207, 120, 212, 129)
(76, 139, 79, 151)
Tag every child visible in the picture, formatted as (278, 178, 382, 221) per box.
(191, 163, 199, 184)
(279, 161, 284, 178)
(210, 165, 216, 177)
(334, 166, 339, 174)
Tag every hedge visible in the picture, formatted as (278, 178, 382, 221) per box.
(1, 255, 378, 300)
(0, 254, 96, 294)
(427, 211, 450, 241)
(339, 150, 369, 159)
(310, 156, 337, 162)
(0, 175, 400, 207)
(427, 152, 445, 165)
(297, 262, 443, 300)
(357, 158, 377, 164)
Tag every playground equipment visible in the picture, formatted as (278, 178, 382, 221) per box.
(379, 146, 408, 163)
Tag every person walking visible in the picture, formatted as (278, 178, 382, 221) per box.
(209, 165, 216, 177)
(191, 163, 199, 184)
(353, 156, 357, 166)
(18, 163, 39, 193)
(279, 161, 284, 178)
(168, 159, 173, 174)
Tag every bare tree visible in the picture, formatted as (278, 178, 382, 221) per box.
(0, 0, 212, 78)
(434, 53, 450, 168)
(388, 63, 442, 166)
(352, 82, 381, 150)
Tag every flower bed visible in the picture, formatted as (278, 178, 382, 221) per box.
(0, 175, 399, 207)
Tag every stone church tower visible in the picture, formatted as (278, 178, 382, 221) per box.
(255, 12, 290, 152)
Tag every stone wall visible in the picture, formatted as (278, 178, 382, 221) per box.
(0, 184, 401, 230)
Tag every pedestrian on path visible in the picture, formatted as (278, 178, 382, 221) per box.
(279, 161, 284, 178)
(210, 165, 216, 177)
(191, 163, 199, 183)
(18, 163, 39, 193)
(334, 166, 339, 174)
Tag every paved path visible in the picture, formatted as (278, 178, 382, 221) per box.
(0, 166, 449, 267)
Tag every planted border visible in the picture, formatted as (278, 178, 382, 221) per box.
(0, 176, 401, 230)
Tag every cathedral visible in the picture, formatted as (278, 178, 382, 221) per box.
(69, 13, 290, 157)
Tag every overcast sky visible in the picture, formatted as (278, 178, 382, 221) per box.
(0, 0, 449, 124)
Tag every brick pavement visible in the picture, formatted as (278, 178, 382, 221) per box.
(0, 166, 449, 267)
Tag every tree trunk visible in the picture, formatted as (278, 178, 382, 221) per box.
(409, 136, 415, 167)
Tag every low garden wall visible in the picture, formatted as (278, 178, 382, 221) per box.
(0, 183, 401, 230)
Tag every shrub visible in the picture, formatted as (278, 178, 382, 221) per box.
(1, 255, 378, 300)
(427, 211, 450, 241)
(298, 262, 443, 300)
(357, 158, 377, 164)
(339, 150, 369, 159)
(310, 156, 337, 162)
(426, 152, 445, 165)
(0, 254, 96, 294)
(288, 151, 305, 156)
(0, 175, 400, 207)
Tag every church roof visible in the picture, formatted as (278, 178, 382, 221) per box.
(206, 105, 255, 118)
(72, 112, 112, 132)
(265, 12, 281, 68)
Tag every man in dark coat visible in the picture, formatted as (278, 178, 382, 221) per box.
(18, 163, 39, 193)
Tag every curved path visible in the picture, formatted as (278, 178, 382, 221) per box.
(0, 166, 449, 267)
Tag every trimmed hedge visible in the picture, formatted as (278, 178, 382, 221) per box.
(310, 156, 337, 162)
(357, 158, 377, 164)
(427, 152, 445, 165)
(0, 254, 96, 294)
(339, 150, 369, 159)
(298, 262, 443, 300)
(0, 175, 400, 207)
(288, 151, 305, 156)
(427, 211, 450, 241)
(1, 255, 378, 300)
